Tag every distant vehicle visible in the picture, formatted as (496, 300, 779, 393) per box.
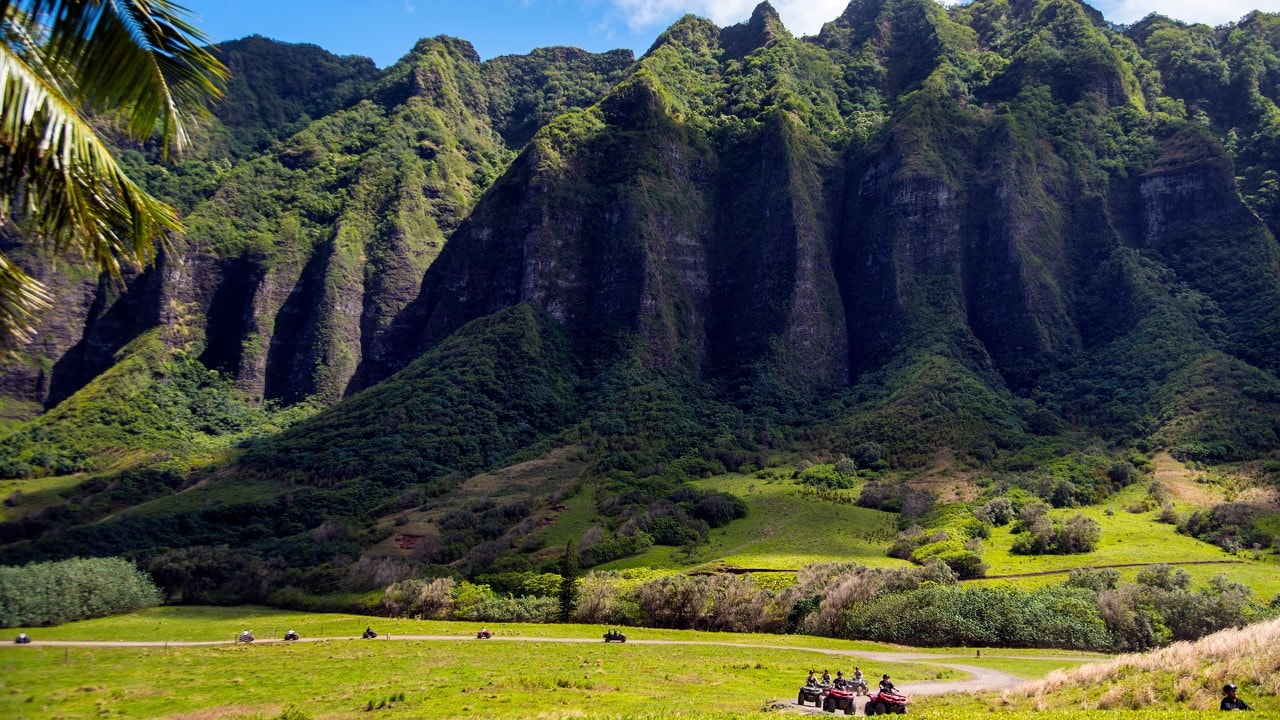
(476, 630, 492, 639)
(865, 689, 908, 715)
(823, 686, 857, 714)
(603, 629, 626, 643)
(362, 628, 378, 639)
(284, 630, 300, 641)
(849, 678, 869, 695)
(797, 683, 828, 708)
(237, 630, 255, 644)
(14, 633, 30, 644)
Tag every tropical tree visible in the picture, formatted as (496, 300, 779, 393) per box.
(0, 0, 226, 347)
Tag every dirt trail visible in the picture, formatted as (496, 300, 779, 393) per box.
(19, 634, 1075, 697)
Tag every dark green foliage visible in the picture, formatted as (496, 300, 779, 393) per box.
(1176, 502, 1272, 551)
(1011, 511, 1101, 555)
(1099, 571, 1275, 650)
(244, 303, 580, 488)
(558, 540, 578, 621)
(0, 557, 162, 627)
(843, 584, 1110, 649)
(147, 545, 275, 605)
(578, 532, 654, 568)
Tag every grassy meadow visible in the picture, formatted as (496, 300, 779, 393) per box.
(0, 607, 1023, 720)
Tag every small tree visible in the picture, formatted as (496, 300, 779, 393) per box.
(558, 539, 579, 622)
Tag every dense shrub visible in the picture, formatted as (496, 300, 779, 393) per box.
(147, 545, 276, 605)
(976, 497, 1015, 525)
(632, 573, 780, 632)
(455, 594, 560, 623)
(579, 531, 653, 567)
(797, 463, 855, 489)
(0, 557, 162, 627)
(843, 585, 1110, 649)
(1011, 513, 1101, 555)
(382, 577, 455, 619)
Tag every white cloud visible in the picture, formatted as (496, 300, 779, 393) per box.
(610, 0, 852, 35)
(1087, 0, 1269, 26)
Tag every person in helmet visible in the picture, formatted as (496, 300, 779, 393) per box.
(1221, 683, 1251, 711)
(821, 669, 831, 685)
(833, 670, 849, 690)
(805, 669, 819, 687)
(879, 674, 895, 692)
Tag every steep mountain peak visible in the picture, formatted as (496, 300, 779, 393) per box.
(644, 13, 721, 58)
(721, 1, 792, 58)
(408, 35, 482, 64)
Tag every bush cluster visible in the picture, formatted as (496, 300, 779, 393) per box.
(0, 557, 163, 627)
(1010, 503, 1101, 555)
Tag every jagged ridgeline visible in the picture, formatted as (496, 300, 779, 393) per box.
(2, 0, 1280, 564)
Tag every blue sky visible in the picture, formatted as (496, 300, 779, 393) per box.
(188, 0, 1276, 67)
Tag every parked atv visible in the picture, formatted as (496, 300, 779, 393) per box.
(797, 683, 828, 708)
(823, 687, 857, 714)
(865, 690, 908, 715)
(284, 630, 300, 641)
(603, 629, 626, 643)
(476, 630, 492, 639)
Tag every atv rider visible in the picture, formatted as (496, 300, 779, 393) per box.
(821, 669, 832, 685)
(1221, 683, 1252, 711)
(833, 671, 849, 690)
(806, 670, 819, 687)
(879, 674, 895, 692)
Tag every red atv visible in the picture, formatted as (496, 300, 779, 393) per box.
(865, 689, 908, 715)
(476, 630, 492, 639)
(823, 686, 857, 714)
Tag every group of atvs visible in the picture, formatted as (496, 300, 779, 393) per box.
(236, 629, 302, 643)
(798, 672, 908, 715)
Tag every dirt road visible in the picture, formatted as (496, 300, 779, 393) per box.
(21, 633, 1044, 698)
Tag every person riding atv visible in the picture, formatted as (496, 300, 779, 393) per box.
(14, 632, 30, 644)
(284, 629, 299, 641)
(237, 630, 255, 643)
(832, 671, 849, 689)
(867, 676, 908, 715)
(362, 627, 378, 639)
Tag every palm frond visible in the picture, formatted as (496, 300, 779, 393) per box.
(0, 41, 179, 263)
(7, 0, 227, 156)
(0, 249, 50, 350)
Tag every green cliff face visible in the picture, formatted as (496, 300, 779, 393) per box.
(4, 0, 1280, 564)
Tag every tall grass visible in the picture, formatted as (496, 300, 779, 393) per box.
(1003, 617, 1280, 711)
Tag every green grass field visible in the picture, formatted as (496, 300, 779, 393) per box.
(972, 484, 1280, 600)
(0, 607, 1074, 720)
(593, 473, 903, 571)
(602, 470, 1280, 600)
(0, 474, 83, 522)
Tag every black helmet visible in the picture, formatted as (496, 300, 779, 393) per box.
(1224, 683, 1237, 694)
(883, 674, 890, 680)
(837, 671, 844, 676)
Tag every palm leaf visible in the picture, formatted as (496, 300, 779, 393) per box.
(6, 0, 227, 156)
(0, 0, 225, 348)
